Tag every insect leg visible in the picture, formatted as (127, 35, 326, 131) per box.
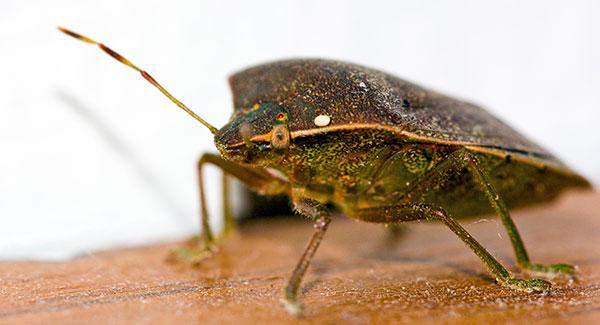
(380, 223, 407, 248)
(198, 152, 289, 237)
(392, 148, 573, 275)
(461, 150, 576, 276)
(221, 173, 235, 237)
(355, 203, 551, 292)
(282, 199, 332, 316)
(170, 153, 289, 264)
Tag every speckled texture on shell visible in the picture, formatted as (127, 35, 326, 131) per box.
(228, 59, 556, 163)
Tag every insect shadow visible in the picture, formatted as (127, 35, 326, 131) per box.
(54, 89, 193, 229)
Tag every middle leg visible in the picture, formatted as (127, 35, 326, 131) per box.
(282, 198, 333, 316)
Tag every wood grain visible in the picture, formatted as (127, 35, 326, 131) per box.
(1, 191, 599, 324)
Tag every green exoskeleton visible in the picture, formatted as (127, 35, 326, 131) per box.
(60, 27, 591, 315)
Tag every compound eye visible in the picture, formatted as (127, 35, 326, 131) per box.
(271, 124, 290, 150)
(275, 112, 287, 122)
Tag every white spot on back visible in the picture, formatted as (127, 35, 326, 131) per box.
(314, 114, 331, 127)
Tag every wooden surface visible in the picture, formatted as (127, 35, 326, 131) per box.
(1, 191, 599, 324)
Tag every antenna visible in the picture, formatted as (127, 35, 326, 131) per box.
(58, 27, 218, 134)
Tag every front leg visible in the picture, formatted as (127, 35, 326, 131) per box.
(282, 198, 332, 316)
(170, 153, 290, 264)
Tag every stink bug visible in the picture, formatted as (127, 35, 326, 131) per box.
(59, 27, 592, 315)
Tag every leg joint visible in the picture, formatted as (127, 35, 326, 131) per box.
(313, 216, 331, 230)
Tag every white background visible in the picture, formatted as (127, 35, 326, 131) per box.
(1, 1, 598, 260)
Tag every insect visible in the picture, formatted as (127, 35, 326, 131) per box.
(59, 27, 591, 315)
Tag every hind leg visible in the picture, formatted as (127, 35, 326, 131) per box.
(398, 148, 574, 277)
(354, 147, 574, 288)
(460, 150, 575, 277)
(355, 203, 551, 292)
